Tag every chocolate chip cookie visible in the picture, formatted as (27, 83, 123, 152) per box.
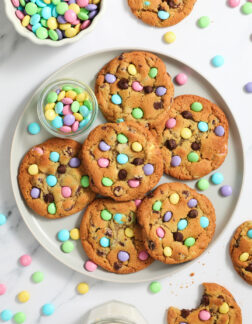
(153, 95, 229, 180)
(137, 183, 216, 264)
(80, 198, 153, 273)
(82, 122, 163, 201)
(18, 138, 95, 219)
(230, 221, 252, 285)
(167, 282, 242, 324)
(95, 51, 174, 129)
(128, 0, 197, 28)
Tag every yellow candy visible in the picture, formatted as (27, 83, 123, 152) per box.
(43, 0, 51, 3)
(28, 164, 38, 175)
(65, 90, 77, 100)
(45, 109, 56, 121)
(57, 91, 65, 101)
(77, 283, 89, 294)
(181, 128, 192, 139)
(128, 64, 137, 75)
(125, 228, 134, 238)
(239, 252, 249, 262)
(163, 247, 172, 257)
(164, 31, 176, 44)
(219, 302, 229, 314)
(74, 24, 81, 34)
(74, 113, 83, 121)
(47, 17, 58, 30)
(59, 23, 71, 31)
(131, 142, 142, 152)
(17, 290, 30, 303)
(22, 15, 30, 27)
(76, 92, 88, 102)
(92, 0, 100, 3)
(70, 228, 80, 240)
(65, 27, 77, 38)
(45, 103, 56, 111)
(169, 193, 180, 205)
(69, 3, 80, 14)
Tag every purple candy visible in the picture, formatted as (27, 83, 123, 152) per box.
(156, 86, 167, 96)
(105, 73, 116, 84)
(187, 198, 197, 208)
(31, 187, 40, 199)
(179, 322, 188, 324)
(85, 4, 97, 10)
(64, 114, 75, 126)
(171, 155, 181, 167)
(99, 141, 111, 152)
(220, 185, 232, 197)
(245, 82, 252, 93)
(118, 251, 129, 262)
(55, 29, 63, 40)
(69, 157, 81, 168)
(56, 89, 61, 95)
(57, 15, 67, 24)
(68, 0, 76, 3)
(143, 164, 154, 176)
(214, 125, 225, 137)
(89, 10, 98, 19)
(163, 211, 172, 222)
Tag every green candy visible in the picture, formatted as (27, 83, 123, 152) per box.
(41, 19, 47, 27)
(149, 67, 158, 78)
(191, 102, 203, 112)
(32, 271, 44, 283)
(48, 203, 56, 215)
(117, 133, 128, 144)
(132, 108, 143, 119)
(25, 2, 37, 15)
(78, 12, 89, 20)
(13, 312, 26, 324)
(36, 27, 48, 40)
(184, 237, 195, 247)
(61, 241, 74, 253)
(241, 3, 252, 14)
(62, 85, 73, 91)
(149, 281, 161, 293)
(56, 2, 68, 15)
(152, 200, 162, 211)
(80, 8, 89, 14)
(81, 175, 89, 188)
(187, 152, 199, 162)
(101, 209, 112, 221)
(47, 91, 58, 103)
(73, 87, 84, 94)
(197, 16, 211, 28)
(71, 101, 80, 113)
(48, 30, 58, 41)
(197, 179, 209, 191)
(19, 0, 25, 6)
(52, 0, 61, 4)
(102, 177, 113, 186)
(84, 100, 92, 111)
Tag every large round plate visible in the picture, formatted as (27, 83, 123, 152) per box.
(10, 48, 244, 283)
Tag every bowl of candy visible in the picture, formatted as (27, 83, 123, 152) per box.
(37, 79, 98, 138)
(4, 0, 105, 46)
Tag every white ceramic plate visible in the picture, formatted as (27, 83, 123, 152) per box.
(10, 48, 244, 283)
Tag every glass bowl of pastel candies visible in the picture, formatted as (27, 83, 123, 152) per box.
(37, 79, 98, 138)
(4, 0, 104, 46)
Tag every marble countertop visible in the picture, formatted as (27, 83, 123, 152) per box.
(0, 0, 251, 323)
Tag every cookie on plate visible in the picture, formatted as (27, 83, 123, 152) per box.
(128, 0, 197, 28)
(153, 95, 229, 180)
(80, 198, 153, 273)
(82, 122, 163, 201)
(230, 221, 252, 285)
(18, 138, 95, 219)
(95, 51, 174, 129)
(137, 183, 216, 264)
(167, 282, 242, 324)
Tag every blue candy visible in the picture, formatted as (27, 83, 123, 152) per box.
(211, 55, 224, 67)
(177, 219, 188, 231)
(36, 0, 47, 7)
(49, 152, 60, 162)
(42, 6, 52, 19)
(113, 213, 124, 224)
(79, 115, 91, 129)
(144, 1, 150, 5)
(46, 175, 57, 187)
(116, 153, 128, 165)
(28, 122, 40, 135)
(247, 229, 252, 239)
(200, 216, 209, 228)
(111, 94, 122, 105)
(80, 105, 90, 118)
(30, 13, 41, 25)
(100, 237, 110, 247)
(158, 10, 170, 20)
(55, 102, 63, 114)
(42, 303, 55, 316)
(52, 116, 63, 128)
(211, 172, 224, 185)
(116, 118, 124, 123)
(32, 23, 42, 33)
(198, 121, 208, 132)
(1, 309, 13, 321)
(57, 229, 70, 242)
(0, 214, 7, 226)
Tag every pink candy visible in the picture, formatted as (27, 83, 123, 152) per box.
(0, 283, 6, 295)
(64, 9, 77, 24)
(165, 118, 176, 129)
(72, 121, 79, 132)
(19, 254, 32, 267)
(138, 251, 149, 261)
(135, 199, 142, 207)
(84, 260, 97, 272)
(62, 105, 72, 115)
(128, 179, 140, 188)
(97, 158, 109, 168)
(61, 186, 72, 198)
(62, 98, 73, 105)
(228, 0, 240, 7)
(175, 73, 188, 85)
(156, 227, 165, 238)
(198, 310, 211, 321)
(33, 147, 43, 155)
(77, 0, 89, 7)
(132, 81, 143, 92)
(60, 126, 72, 133)
(81, 20, 91, 30)
(15, 10, 24, 20)
(12, 0, 20, 7)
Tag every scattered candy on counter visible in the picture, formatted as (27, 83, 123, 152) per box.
(17, 290, 30, 303)
(0, 283, 6, 295)
(27, 122, 40, 135)
(11, 0, 102, 41)
(241, 2, 252, 14)
(19, 254, 32, 267)
(13, 312, 26, 324)
(149, 281, 161, 294)
(175, 73, 188, 86)
(220, 185, 233, 197)
(228, 0, 240, 8)
(197, 179, 209, 191)
(42, 303, 55, 316)
(84, 260, 97, 272)
(0, 309, 13, 322)
(0, 213, 7, 225)
(197, 16, 211, 28)
(163, 31, 176, 44)
(211, 55, 224, 67)
(57, 229, 70, 242)
(31, 271, 44, 283)
(211, 172, 224, 185)
(77, 282, 89, 294)
(61, 240, 74, 253)
(245, 82, 252, 93)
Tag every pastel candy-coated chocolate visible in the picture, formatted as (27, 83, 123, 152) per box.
(214, 125, 225, 136)
(143, 163, 154, 175)
(42, 303, 55, 316)
(200, 216, 209, 228)
(220, 185, 232, 197)
(128, 179, 140, 188)
(166, 118, 176, 129)
(84, 260, 97, 272)
(175, 73, 188, 85)
(198, 310, 211, 320)
(171, 155, 181, 167)
(0, 309, 13, 321)
(69, 157, 80, 167)
(0, 283, 6, 295)
(138, 251, 149, 261)
(98, 158, 109, 168)
(211, 172, 224, 185)
(245, 82, 252, 93)
(19, 254, 32, 266)
(105, 73, 116, 84)
(132, 81, 143, 91)
(28, 122, 40, 135)
(163, 211, 172, 222)
(156, 86, 167, 96)
(156, 227, 165, 238)
(99, 141, 110, 151)
(30, 187, 40, 198)
(118, 251, 129, 262)
(61, 186, 72, 198)
(158, 10, 169, 20)
(187, 198, 197, 208)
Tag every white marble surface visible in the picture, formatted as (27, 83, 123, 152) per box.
(0, 0, 252, 323)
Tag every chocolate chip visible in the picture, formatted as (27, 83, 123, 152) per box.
(148, 240, 155, 250)
(64, 205, 74, 211)
(101, 126, 107, 130)
(154, 102, 163, 109)
(182, 190, 190, 198)
(147, 191, 154, 198)
(181, 309, 190, 318)
(105, 228, 113, 237)
(132, 158, 144, 165)
(167, 0, 182, 8)
(173, 232, 183, 242)
(181, 111, 193, 119)
(97, 250, 104, 256)
(201, 294, 210, 306)
(245, 263, 252, 272)
(218, 295, 224, 300)
(44, 193, 54, 203)
(113, 186, 124, 197)
(165, 139, 177, 150)
(143, 86, 153, 94)
(187, 209, 198, 218)
(118, 54, 124, 60)
(191, 142, 201, 150)
(114, 262, 122, 270)
(118, 169, 127, 180)
(117, 78, 129, 89)
(91, 178, 94, 185)
(57, 165, 66, 174)
(66, 146, 73, 156)
(119, 242, 125, 246)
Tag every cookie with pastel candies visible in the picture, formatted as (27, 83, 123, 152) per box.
(230, 221, 252, 285)
(82, 122, 163, 201)
(95, 51, 174, 129)
(167, 282, 242, 324)
(153, 95, 229, 180)
(80, 199, 153, 273)
(18, 138, 95, 219)
(137, 183, 216, 264)
(128, 0, 197, 28)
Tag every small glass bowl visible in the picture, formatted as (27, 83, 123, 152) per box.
(37, 79, 98, 138)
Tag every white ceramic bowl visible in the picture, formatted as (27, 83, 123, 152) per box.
(3, 0, 105, 47)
